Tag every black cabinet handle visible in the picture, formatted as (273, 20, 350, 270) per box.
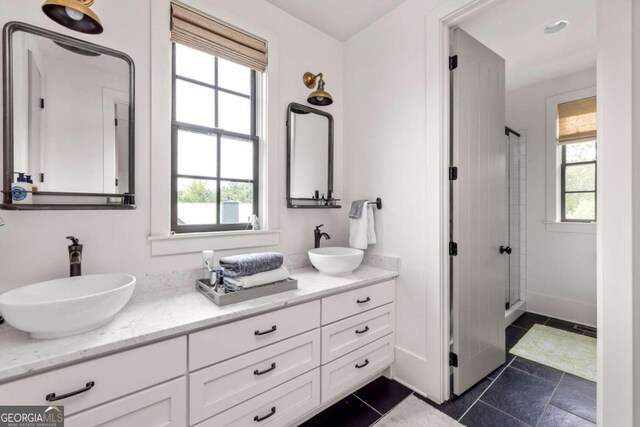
(46, 381, 95, 402)
(254, 363, 277, 376)
(254, 407, 276, 422)
(355, 359, 369, 369)
(357, 297, 371, 304)
(254, 325, 277, 336)
(355, 326, 370, 335)
(499, 245, 512, 255)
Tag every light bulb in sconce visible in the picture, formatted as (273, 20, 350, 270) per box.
(65, 6, 84, 20)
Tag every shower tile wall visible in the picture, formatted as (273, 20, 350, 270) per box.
(508, 134, 526, 306)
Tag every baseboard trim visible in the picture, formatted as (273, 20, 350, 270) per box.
(525, 291, 596, 327)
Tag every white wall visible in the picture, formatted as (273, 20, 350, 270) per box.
(506, 68, 597, 326)
(0, 0, 346, 290)
(344, 0, 444, 399)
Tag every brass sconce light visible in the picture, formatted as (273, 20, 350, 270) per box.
(42, 0, 103, 34)
(303, 72, 333, 106)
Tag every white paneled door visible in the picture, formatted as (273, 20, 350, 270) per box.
(451, 28, 507, 395)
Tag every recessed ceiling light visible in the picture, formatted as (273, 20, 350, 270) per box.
(543, 20, 569, 34)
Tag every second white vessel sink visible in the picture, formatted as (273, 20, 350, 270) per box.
(0, 274, 136, 339)
(308, 247, 364, 276)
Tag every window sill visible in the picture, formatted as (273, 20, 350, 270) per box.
(148, 229, 280, 256)
(544, 221, 596, 234)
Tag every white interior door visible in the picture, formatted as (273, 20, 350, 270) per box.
(451, 28, 507, 395)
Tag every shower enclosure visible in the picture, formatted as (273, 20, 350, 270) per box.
(505, 127, 526, 313)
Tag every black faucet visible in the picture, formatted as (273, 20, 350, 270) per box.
(314, 224, 331, 248)
(67, 236, 83, 277)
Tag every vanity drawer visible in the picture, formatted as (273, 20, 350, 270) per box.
(321, 280, 395, 325)
(197, 368, 320, 427)
(189, 300, 320, 370)
(321, 303, 395, 364)
(65, 377, 187, 427)
(189, 329, 320, 424)
(321, 334, 394, 403)
(0, 337, 186, 416)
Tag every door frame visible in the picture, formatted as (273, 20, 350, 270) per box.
(426, 1, 634, 424)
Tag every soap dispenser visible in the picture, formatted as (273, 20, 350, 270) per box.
(11, 172, 32, 204)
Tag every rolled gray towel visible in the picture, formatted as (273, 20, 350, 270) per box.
(349, 200, 367, 219)
(220, 252, 284, 278)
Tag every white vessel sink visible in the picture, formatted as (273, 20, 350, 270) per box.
(0, 274, 136, 339)
(308, 247, 364, 277)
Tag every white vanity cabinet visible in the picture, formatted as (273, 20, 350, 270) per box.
(0, 337, 187, 418)
(0, 278, 396, 427)
(319, 280, 396, 403)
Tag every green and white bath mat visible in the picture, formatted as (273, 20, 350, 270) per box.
(509, 324, 596, 382)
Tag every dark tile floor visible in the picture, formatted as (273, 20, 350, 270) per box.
(300, 312, 597, 426)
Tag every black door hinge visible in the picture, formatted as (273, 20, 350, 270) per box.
(449, 352, 458, 367)
(449, 241, 458, 256)
(449, 166, 458, 181)
(115, 178, 119, 186)
(40, 173, 45, 183)
(115, 118, 118, 126)
(449, 55, 458, 70)
(40, 98, 45, 109)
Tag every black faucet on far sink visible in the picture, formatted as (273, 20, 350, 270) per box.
(67, 236, 83, 277)
(314, 224, 331, 248)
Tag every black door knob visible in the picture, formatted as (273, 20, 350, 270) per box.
(499, 245, 512, 255)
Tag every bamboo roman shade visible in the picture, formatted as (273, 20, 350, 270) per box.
(557, 96, 597, 144)
(170, 2, 267, 72)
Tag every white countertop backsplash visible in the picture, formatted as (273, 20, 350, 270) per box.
(0, 255, 398, 384)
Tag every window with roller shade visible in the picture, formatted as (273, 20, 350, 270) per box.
(169, 2, 266, 233)
(558, 96, 596, 222)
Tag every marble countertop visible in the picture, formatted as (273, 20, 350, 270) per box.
(0, 265, 398, 384)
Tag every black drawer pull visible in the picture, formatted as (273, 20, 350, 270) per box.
(355, 359, 369, 369)
(46, 381, 95, 402)
(254, 363, 277, 376)
(254, 406, 276, 422)
(254, 325, 277, 336)
(355, 326, 370, 335)
(357, 297, 371, 304)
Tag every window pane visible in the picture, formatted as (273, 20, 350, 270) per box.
(218, 92, 251, 134)
(220, 181, 253, 224)
(176, 80, 216, 128)
(565, 141, 596, 163)
(565, 193, 596, 221)
(218, 58, 251, 94)
(175, 44, 215, 85)
(177, 178, 217, 225)
(220, 137, 253, 180)
(565, 163, 596, 192)
(178, 130, 217, 177)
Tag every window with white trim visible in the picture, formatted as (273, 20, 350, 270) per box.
(169, 3, 267, 233)
(557, 96, 597, 223)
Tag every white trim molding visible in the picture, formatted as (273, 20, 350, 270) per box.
(545, 86, 596, 233)
(149, 0, 280, 256)
(148, 230, 280, 256)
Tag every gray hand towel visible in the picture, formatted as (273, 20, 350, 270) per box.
(220, 252, 284, 278)
(349, 200, 368, 219)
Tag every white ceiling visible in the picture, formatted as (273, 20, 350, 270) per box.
(459, 0, 596, 91)
(264, 0, 408, 41)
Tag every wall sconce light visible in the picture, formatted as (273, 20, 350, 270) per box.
(42, 0, 103, 34)
(303, 72, 333, 106)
